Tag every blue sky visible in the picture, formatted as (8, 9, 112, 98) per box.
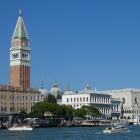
(0, 0, 140, 90)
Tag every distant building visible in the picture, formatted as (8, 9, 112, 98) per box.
(38, 88, 49, 98)
(50, 82, 62, 99)
(103, 88, 140, 118)
(32, 89, 44, 106)
(62, 85, 121, 118)
(111, 98, 122, 119)
(0, 85, 41, 114)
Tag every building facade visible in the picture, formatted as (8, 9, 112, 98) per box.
(62, 85, 121, 118)
(32, 90, 44, 106)
(10, 10, 30, 88)
(111, 98, 122, 119)
(0, 85, 42, 114)
(103, 88, 140, 118)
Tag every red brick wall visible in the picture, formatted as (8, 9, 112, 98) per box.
(10, 65, 30, 88)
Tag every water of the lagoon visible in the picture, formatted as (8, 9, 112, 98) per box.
(0, 126, 139, 140)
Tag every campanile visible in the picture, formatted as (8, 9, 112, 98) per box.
(10, 10, 30, 88)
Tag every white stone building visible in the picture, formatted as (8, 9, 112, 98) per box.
(111, 98, 122, 119)
(62, 85, 121, 118)
(102, 88, 140, 118)
(32, 91, 44, 106)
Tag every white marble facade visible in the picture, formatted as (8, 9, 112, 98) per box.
(102, 88, 140, 118)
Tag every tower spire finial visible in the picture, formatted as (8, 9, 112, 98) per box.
(19, 9, 22, 16)
(41, 79, 44, 89)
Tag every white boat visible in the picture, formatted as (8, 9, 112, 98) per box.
(103, 123, 128, 134)
(8, 125, 33, 131)
(133, 115, 140, 125)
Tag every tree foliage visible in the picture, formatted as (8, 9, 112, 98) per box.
(30, 101, 74, 118)
(81, 106, 101, 117)
(74, 108, 87, 118)
(30, 101, 101, 119)
(45, 94, 57, 103)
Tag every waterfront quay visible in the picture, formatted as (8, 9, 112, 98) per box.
(0, 113, 121, 129)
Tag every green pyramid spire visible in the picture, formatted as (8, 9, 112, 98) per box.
(12, 10, 29, 39)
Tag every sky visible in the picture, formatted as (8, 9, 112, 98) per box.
(0, 0, 140, 91)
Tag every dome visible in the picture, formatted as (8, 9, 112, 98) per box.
(80, 84, 94, 94)
(39, 88, 48, 97)
(52, 83, 59, 88)
(85, 84, 92, 90)
(50, 83, 61, 98)
(50, 85, 60, 93)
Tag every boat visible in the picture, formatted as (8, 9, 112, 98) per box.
(8, 124, 33, 131)
(103, 123, 128, 134)
(81, 120, 99, 126)
(133, 115, 140, 125)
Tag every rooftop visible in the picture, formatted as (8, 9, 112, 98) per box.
(0, 84, 38, 93)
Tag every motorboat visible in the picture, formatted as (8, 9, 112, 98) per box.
(103, 123, 128, 134)
(8, 124, 33, 131)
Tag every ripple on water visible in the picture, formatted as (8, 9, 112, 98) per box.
(0, 126, 139, 140)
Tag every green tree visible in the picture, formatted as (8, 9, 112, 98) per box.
(31, 101, 48, 117)
(74, 108, 87, 119)
(55, 105, 74, 119)
(30, 101, 101, 119)
(31, 101, 63, 118)
(45, 94, 56, 103)
(65, 105, 74, 119)
(81, 106, 101, 117)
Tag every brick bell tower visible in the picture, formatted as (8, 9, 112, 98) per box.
(10, 10, 30, 88)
